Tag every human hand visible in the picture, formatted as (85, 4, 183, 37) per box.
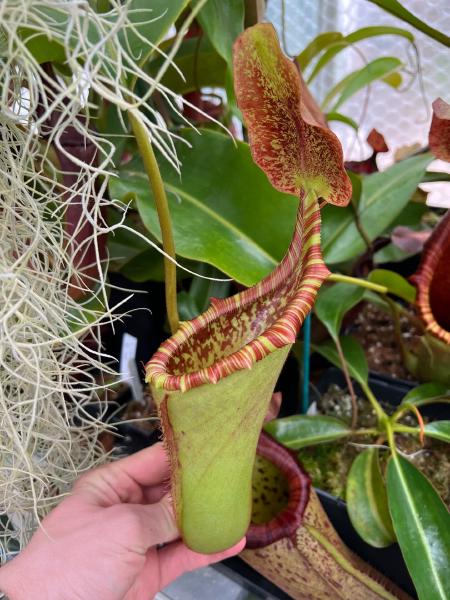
(0, 443, 245, 600)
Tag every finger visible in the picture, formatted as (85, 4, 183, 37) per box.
(127, 494, 179, 550)
(142, 482, 167, 504)
(157, 538, 246, 590)
(74, 443, 170, 505)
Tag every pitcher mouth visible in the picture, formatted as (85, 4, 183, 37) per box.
(145, 201, 329, 393)
(246, 432, 311, 549)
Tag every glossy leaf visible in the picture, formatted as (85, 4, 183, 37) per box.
(233, 23, 351, 205)
(120, 0, 189, 59)
(322, 152, 432, 264)
(429, 98, 450, 162)
(264, 415, 351, 449)
(401, 382, 449, 406)
(315, 282, 364, 340)
(109, 129, 297, 287)
(368, 0, 450, 47)
(308, 26, 413, 82)
(197, 0, 244, 68)
(387, 454, 450, 599)
(346, 449, 396, 548)
(296, 31, 344, 71)
(368, 269, 416, 303)
(323, 57, 402, 111)
(313, 336, 369, 386)
(424, 421, 450, 443)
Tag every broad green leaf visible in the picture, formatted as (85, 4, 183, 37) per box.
(424, 421, 450, 443)
(18, 27, 66, 64)
(308, 26, 413, 82)
(374, 243, 413, 264)
(264, 415, 351, 449)
(387, 454, 450, 599)
(322, 152, 432, 264)
(402, 382, 450, 406)
(121, 0, 189, 59)
(197, 0, 244, 68)
(368, 269, 416, 303)
(296, 32, 344, 71)
(313, 336, 369, 386)
(368, 0, 450, 48)
(326, 111, 359, 131)
(346, 449, 396, 548)
(322, 57, 402, 111)
(109, 128, 297, 287)
(315, 282, 364, 340)
(156, 37, 227, 95)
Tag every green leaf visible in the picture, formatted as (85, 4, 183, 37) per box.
(121, 0, 189, 59)
(120, 248, 165, 282)
(156, 37, 227, 95)
(264, 415, 351, 449)
(177, 290, 202, 321)
(424, 421, 450, 443)
(323, 57, 402, 111)
(321, 336, 370, 385)
(315, 282, 364, 340)
(322, 152, 432, 264)
(326, 111, 359, 131)
(367, 0, 450, 48)
(296, 31, 344, 71)
(402, 382, 450, 406)
(197, 0, 244, 68)
(346, 448, 396, 548)
(368, 269, 416, 303)
(313, 335, 369, 386)
(18, 27, 66, 64)
(387, 454, 450, 599)
(178, 263, 231, 320)
(109, 129, 297, 286)
(308, 26, 413, 82)
(422, 171, 450, 183)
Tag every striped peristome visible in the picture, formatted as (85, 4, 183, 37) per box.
(146, 194, 327, 392)
(411, 211, 450, 344)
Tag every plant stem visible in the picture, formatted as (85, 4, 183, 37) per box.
(334, 336, 358, 429)
(360, 380, 387, 423)
(128, 112, 179, 333)
(350, 197, 373, 251)
(328, 273, 387, 294)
